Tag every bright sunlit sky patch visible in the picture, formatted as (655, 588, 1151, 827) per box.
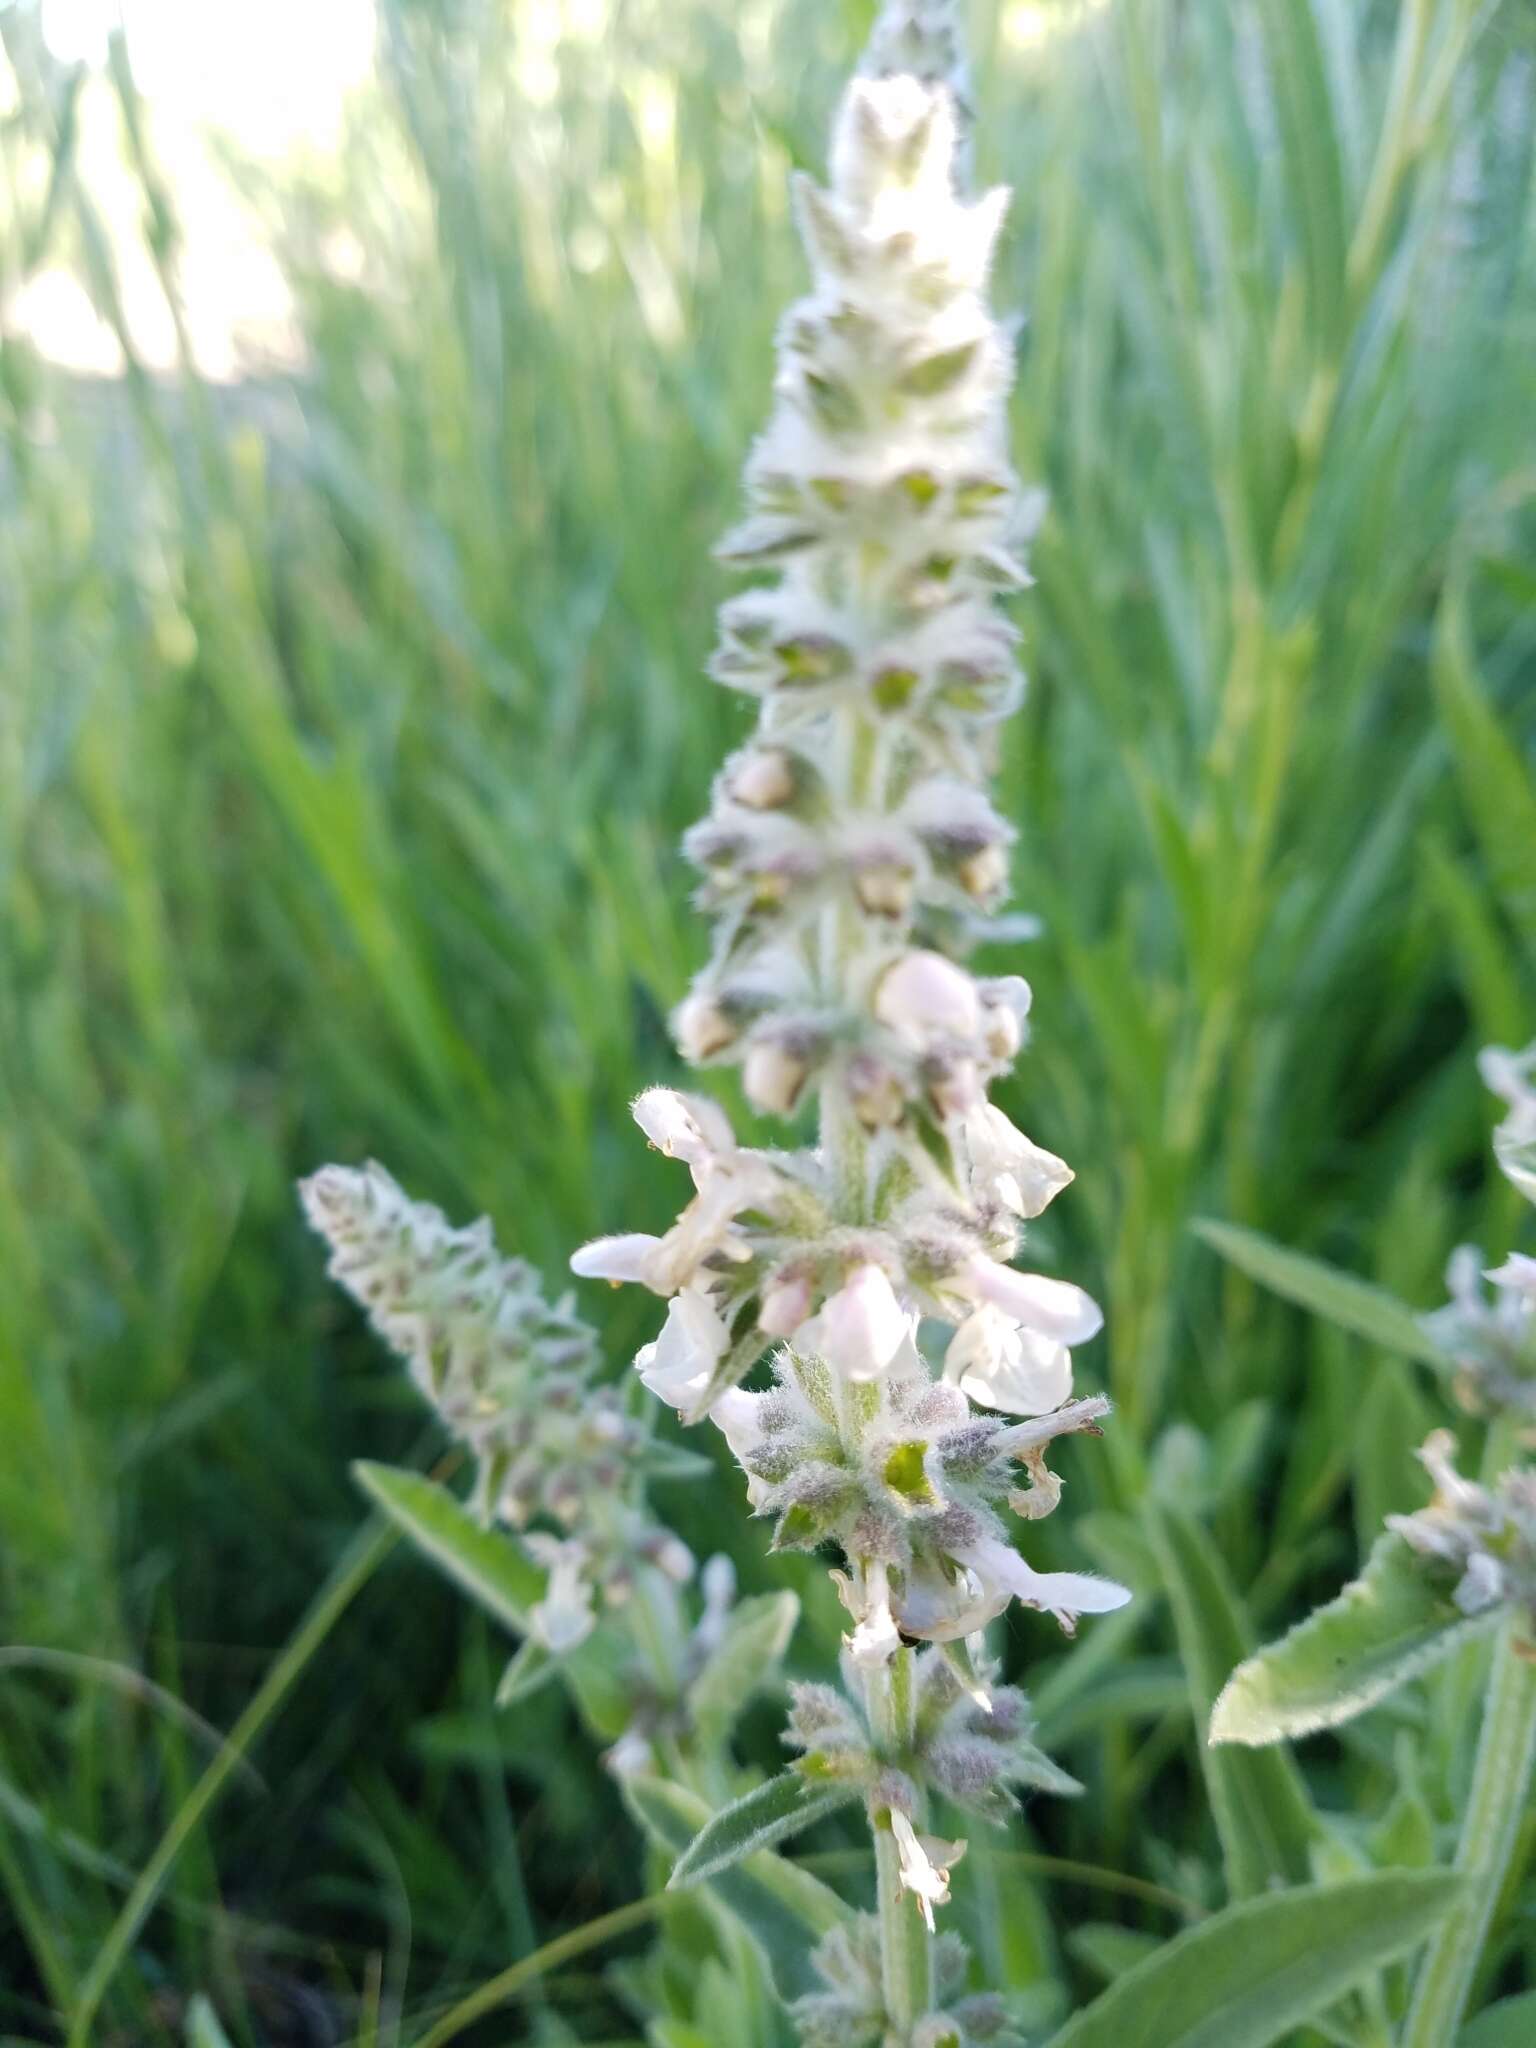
(15, 0, 376, 378)
(13, 0, 1096, 381)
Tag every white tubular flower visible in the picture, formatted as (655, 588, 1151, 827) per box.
(1388, 1429, 1536, 1623)
(570, 1232, 666, 1288)
(846, 1560, 903, 1668)
(632, 1087, 736, 1179)
(1488, 1251, 1536, 1298)
(605, 1727, 655, 1778)
(958, 1533, 1131, 1635)
(889, 1811, 966, 1931)
(956, 1255, 1104, 1347)
(956, 1103, 1072, 1218)
(805, 1264, 912, 1382)
(944, 1304, 1071, 1416)
(1480, 1039, 1536, 1206)
(525, 1536, 598, 1654)
(635, 1288, 731, 1410)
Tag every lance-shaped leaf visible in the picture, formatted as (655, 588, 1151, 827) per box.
(352, 1460, 630, 1737)
(354, 1461, 542, 1627)
(668, 1769, 858, 1888)
(687, 1591, 799, 1745)
(1194, 1219, 1440, 1364)
(494, 1637, 557, 1708)
(1047, 1872, 1461, 2048)
(638, 1438, 717, 1483)
(624, 1775, 848, 2000)
(1211, 1532, 1502, 1746)
(1461, 1992, 1536, 2046)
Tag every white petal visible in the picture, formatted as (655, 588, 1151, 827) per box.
(1487, 1251, 1536, 1298)
(632, 1087, 735, 1171)
(846, 1569, 902, 1668)
(962, 1257, 1102, 1345)
(571, 1232, 664, 1288)
(960, 1104, 1073, 1218)
(636, 1289, 730, 1409)
(808, 1264, 911, 1382)
(946, 1307, 1072, 1415)
(961, 1534, 1130, 1627)
(711, 1387, 763, 1463)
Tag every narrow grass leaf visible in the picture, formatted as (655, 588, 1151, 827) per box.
(184, 1996, 235, 2048)
(1148, 1504, 1316, 1896)
(1195, 1219, 1440, 1364)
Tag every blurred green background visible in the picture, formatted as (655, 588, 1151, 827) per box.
(1, 0, 1533, 2040)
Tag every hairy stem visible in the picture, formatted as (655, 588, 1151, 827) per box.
(867, 1644, 931, 2034)
(1401, 1618, 1536, 2048)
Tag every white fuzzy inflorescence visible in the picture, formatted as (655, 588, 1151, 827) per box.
(1421, 1040, 1536, 1420)
(572, 9, 1127, 1666)
(301, 1162, 691, 1650)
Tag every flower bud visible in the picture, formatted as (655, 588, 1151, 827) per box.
(759, 1269, 815, 1337)
(631, 1087, 735, 1172)
(958, 843, 1008, 900)
(875, 949, 980, 1048)
(927, 1054, 982, 1118)
(854, 861, 914, 918)
(727, 748, 797, 809)
(744, 1034, 813, 1115)
(570, 1233, 664, 1289)
(673, 988, 739, 1061)
(846, 1052, 907, 1128)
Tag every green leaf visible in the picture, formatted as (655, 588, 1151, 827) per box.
(494, 1636, 556, 1708)
(1194, 1220, 1440, 1364)
(1003, 1738, 1083, 1800)
(1147, 1505, 1316, 1896)
(639, 1438, 717, 1483)
(352, 1462, 630, 1738)
(1460, 1992, 1536, 2047)
(623, 1776, 848, 2000)
(1211, 1533, 1500, 1745)
(1067, 1923, 1162, 1985)
(353, 1461, 541, 1630)
(1433, 581, 1536, 936)
(1047, 1872, 1462, 2048)
(687, 1591, 799, 1745)
(184, 1997, 235, 2048)
(668, 1770, 857, 1889)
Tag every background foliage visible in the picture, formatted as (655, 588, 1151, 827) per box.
(1, 0, 1533, 2040)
